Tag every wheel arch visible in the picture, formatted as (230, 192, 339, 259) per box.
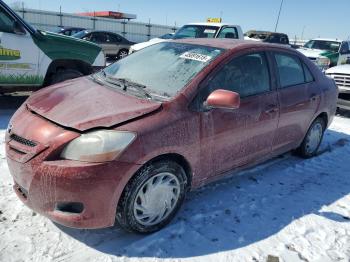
(315, 112, 328, 127)
(143, 153, 193, 191)
(43, 59, 93, 86)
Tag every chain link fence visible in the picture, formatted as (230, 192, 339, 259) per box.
(15, 8, 178, 43)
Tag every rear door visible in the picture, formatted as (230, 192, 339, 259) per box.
(271, 52, 320, 153)
(192, 51, 279, 178)
(0, 4, 39, 86)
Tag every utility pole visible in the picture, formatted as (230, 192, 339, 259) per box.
(301, 25, 306, 40)
(274, 0, 284, 32)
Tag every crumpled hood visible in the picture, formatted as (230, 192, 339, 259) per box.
(297, 47, 334, 59)
(25, 77, 161, 131)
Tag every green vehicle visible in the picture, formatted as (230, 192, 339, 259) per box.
(298, 38, 350, 71)
(0, 0, 105, 92)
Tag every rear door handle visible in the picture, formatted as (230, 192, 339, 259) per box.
(310, 93, 318, 102)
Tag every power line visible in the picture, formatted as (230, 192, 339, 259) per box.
(274, 0, 284, 32)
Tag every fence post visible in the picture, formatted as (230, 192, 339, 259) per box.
(58, 6, 63, 27)
(21, 2, 25, 19)
(146, 18, 151, 41)
(122, 19, 127, 38)
(92, 11, 96, 30)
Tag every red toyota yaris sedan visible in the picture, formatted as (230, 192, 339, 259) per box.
(5, 39, 338, 233)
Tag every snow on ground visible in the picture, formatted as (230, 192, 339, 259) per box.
(1, 101, 350, 262)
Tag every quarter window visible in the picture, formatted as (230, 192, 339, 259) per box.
(274, 53, 305, 88)
(205, 52, 271, 98)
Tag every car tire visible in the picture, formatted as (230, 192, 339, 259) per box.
(117, 49, 129, 60)
(116, 160, 188, 234)
(50, 69, 83, 85)
(297, 117, 325, 158)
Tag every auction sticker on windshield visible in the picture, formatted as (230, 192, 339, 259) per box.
(180, 52, 212, 62)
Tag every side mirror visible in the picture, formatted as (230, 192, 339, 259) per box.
(205, 89, 240, 110)
(13, 21, 26, 35)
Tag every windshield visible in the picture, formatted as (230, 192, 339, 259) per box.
(72, 30, 89, 38)
(304, 40, 341, 52)
(98, 42, 224, 99)
(173, 25, 220, 39)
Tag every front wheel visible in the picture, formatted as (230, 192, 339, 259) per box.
(116, 160, 188, 233)
(297, 117, 325, 158)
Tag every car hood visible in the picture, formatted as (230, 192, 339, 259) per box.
(25, 77, 162, 131)
(326, 64, 350, 74)
(297, 47, 334, 58)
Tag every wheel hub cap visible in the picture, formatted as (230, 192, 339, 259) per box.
(305, 122, 323, 154)
(133, 172, 180, 226)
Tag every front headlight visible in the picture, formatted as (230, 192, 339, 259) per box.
(316, 56, 331, 68)
(60, 130, 136, 163)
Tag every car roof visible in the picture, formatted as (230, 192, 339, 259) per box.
(187, 22, 239, 27)
(60, 26, 85, 30)
(311, 38, 343, 42)
(171, 38, 292, 51)
(245, 30, 288, 36)
(89, 30, 120, 35)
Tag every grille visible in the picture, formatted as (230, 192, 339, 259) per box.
(326, 73, 350, 90)
(10, 134, 37, 147)
(308, 57, 317, 61)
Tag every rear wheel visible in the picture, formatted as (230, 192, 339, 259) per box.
(297, 117, 325, 158)
(50, 69, 83, 85)
(117, 49, 129, 60)
(116, 160, 188, 233)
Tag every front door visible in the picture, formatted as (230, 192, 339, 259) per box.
(193, 52, 279, 179)
(0, 5, 39, 86)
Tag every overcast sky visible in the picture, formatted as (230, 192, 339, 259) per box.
(4, 0, 350, 40)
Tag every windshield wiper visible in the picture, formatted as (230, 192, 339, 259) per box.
(100, 72, 152, 99)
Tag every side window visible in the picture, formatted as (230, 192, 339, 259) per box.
(0, 7, 15, 33)
(340, 42, 350, 54)
(217, 27, 238, 39)
(90, 33, 107, 43)
(107, 33, 122, 43)
(303, 63, 314, 83)
(205, 52, 270, 98)
(274, 53, 305, 88)
(280, 36, 288, 44)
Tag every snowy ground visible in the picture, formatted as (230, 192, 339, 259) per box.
(1, 96, 350, 262)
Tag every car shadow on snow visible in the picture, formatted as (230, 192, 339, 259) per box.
(55, 127, 350, 259)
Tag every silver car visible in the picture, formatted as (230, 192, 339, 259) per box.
(73, 30, 135, 59)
